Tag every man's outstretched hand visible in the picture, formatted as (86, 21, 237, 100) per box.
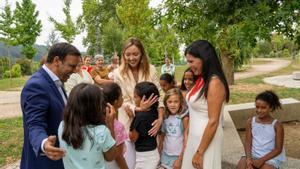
(44, 135, 65, 160)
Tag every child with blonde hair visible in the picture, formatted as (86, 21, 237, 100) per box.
(158, 88, 188, 169)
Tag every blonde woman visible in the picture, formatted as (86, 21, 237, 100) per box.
(113, 37, 164, 169)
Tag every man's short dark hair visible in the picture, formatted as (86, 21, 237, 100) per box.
(47, 42, 81, 63)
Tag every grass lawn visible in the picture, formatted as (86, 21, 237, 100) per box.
(0, 77, 28, 91)
(0, 117, 23, 167)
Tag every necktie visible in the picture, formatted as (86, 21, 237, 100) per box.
(55, 80, 67, 104)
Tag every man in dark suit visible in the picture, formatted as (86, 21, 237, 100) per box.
(20, 43, 81, 169)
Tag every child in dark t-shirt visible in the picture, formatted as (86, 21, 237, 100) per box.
(129, 82, 160, 169)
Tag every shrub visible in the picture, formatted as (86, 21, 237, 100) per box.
(268, 51, 275, 58)
(32, 61, 40, 73)
(16, 58, 32, 75)
(256, 41, 272, 56)
(3, 64, 22, 78)
(282, 49, 290, 57)
(0, 57, 10, 78)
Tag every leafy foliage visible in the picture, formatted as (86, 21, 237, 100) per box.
(3, 64, 21, 78)
(49, 0, 79, 43)
(16, 58, 32, 75)
(117, 0, 153, 41)
(0, 57, 10, 78)
(0, 1, 16, 46)
(101, 18, 124, 56)
(78, 0, 102, 54)
(79, 0, 121, 55)
(14, 0, 42, 60)
(116, 0, 180, 65)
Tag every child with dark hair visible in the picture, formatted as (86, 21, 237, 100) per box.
(129, 82, 160, 169)
(180, 68, 196, 98)
(102, 83, 129, 169)
(58, 83, 116, 169)
(159, 73, 176, 93)
(237, 90, 286, 169)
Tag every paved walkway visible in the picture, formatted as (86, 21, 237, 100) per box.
(0, 91, 22, 119)
(235, 58, 291, 79)
(263, 75, 300, 88)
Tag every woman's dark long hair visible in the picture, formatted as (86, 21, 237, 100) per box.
(62, 83, 106, 149)
(185, 40, 230, 102)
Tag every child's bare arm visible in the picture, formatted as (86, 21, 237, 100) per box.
(253, 121, 284, 168)
(106, 103, 116, 138)
(115, 143, 129, 169)
(173, 117, 189, 169)
(182, 116, 189, 148)
(158, 133, 165, 154)
(129, 129, 139, 142)
(103, 144, 116, 162)
(124, 105, 134, 119)
(245, 118, 253, 168)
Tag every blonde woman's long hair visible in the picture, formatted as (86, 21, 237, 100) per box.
(163, 88, 185, 118)
(119, 37, 150, 80)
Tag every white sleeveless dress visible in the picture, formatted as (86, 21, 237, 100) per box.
(181, 88, 224, 169)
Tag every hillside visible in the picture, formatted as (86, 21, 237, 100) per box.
(0, 42, 48, 62)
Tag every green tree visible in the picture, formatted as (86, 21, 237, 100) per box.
(49, 0, 79, 43)
(14, 0, 42, 60)
(0, 0, 16, 46)
(79, 0, 121, 55)
(0, 0, 16, 81)
(164, 0, 300, 84)
(101, 18, 124, 56)
(150, 8, 180, 65)
(271, 33, 287, 53)
(79, 0, 102, 54)
(254, 40, 273, 57)
(117, 0, 153, 42)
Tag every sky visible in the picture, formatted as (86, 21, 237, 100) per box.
(0, 0, 163, 52)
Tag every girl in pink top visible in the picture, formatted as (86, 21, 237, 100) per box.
(103, 83, 129, 169)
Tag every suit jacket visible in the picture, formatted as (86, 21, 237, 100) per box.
(20, 68, 65, 169)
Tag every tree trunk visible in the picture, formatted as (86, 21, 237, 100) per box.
(220, 49, 234, 85)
